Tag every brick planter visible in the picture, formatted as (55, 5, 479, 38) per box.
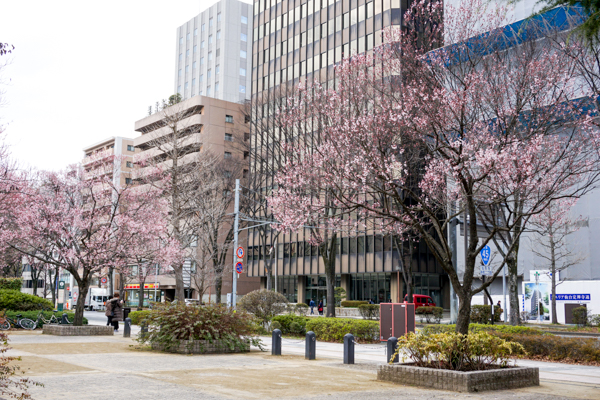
(42, 325, 114, 336)
(151, 339, 250, 354)
(378, 363, 539, 392)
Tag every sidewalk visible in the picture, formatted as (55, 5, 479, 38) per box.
(4, 329, 600, 400)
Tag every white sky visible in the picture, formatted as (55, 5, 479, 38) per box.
(0, 0, 245, 171)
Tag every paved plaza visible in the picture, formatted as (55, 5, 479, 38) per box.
(4, 317, 600, 400)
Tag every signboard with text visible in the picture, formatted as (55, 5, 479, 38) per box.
(553, 294, 591, 301)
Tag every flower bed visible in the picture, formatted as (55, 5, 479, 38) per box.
(151, 339, 250, 354)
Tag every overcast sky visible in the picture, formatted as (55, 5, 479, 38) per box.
(0, 0, 246, 171)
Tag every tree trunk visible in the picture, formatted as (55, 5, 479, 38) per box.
(322, 233, 337, 318)
(138, 279, 144, 311)
(483, 276, 489, 305)
(108, 266, 114, 296)
(49, 269, 56, 306)
(551, 239, 557, 324)
(456, 290, 472, 334)
(31, 267, 39, 296)
(215, 275, 223, 303)
(73, 280, 89, 326)
(507, 253, 520, 325)
(173, 263, 185, 302)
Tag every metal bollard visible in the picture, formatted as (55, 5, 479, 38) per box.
(305, 331, 316, 360)
(272, 329, 282, 355)
(387, 337, 398, 363)
(343, 333, 355, 364)
(61, 313, 69, 324)
(123, 318, 131, 338)
(140, 323, 148, 340)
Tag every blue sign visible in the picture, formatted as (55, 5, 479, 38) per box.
(235, 262, 243, 274)
(553, 294, 591, 301)
(480, 245, 491, 265)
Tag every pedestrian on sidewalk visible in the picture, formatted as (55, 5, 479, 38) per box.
(107, 293, 124, 333)
(105, 295, 113, 326)
(309, 299, 315, 315)
(318, 300, 323, 316)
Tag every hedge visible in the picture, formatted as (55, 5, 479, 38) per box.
(128, 310, 153, 325)
(3, 310, 87, 328)
(415, 306, 443, 323)
(271, 315, 309, 334)
(0, 278, 22, 291)
(421, 323, 543, 336)
(0, 289, 54, 311)
(305, 317, 379, 343)
(358, 304, 379, 320)
(471, 304, 503, 323)
(340, 300, 368, 308)
(493, 332, 600, 363)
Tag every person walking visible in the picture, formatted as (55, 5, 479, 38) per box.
(105, 295, 113, 326)
(318, 300, 323, 316)
(309, 299, 315, 315)
(107, 293, 124, 333)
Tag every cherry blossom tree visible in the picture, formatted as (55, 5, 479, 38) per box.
(4, 163, 170, 325)
(270, 0, 600, 333)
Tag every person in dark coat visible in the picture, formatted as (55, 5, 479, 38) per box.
(318, 300, 323, 316)
(107, 293, 124, 332)
(105, 295, 113, 326)
(309, 299, 315, 315)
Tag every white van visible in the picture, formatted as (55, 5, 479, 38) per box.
(85, 288, 109, 311)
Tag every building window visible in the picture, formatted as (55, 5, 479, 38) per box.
(202, 23, 205, 32)
(243, 169, 248, 178)
(224, 151, 232, 159)
(216, 65, 220, 74)
(192, 78, 196, 87)
(209, 17, 213, 27)
(208, 52, 212, 61)
(178, 69, 182, 77)
(179, 37, 183, 45)
(207, 86, 211, 95)
(201, 40, 205, 48)
(185, 82, 189, 90)
(186, 32, 190, 41)
(125, 178, 132, 184)
(179, 53, 182, 62)
(201, 57, 204, 65)
(240, 50, 247, 58)
(241, 15, 248, 24)
(178, 85, 181, 94)
(217, 13, 221, 22)
(241, 32, 247, 41)
(209, 35, 213, 44)
(225, 133, 233, 141)
(186, 49, 189, 57)
(243, 151, 249, 159)
(185, 65, 189, 74)
(217, 30, 221, 39)
(208, 69, 212, 79)
(240, 67, 246, 76)
(194, 28, 198, 36)
(127, 145, 135, 151)
(215, 82, 219, 92)
(239, 85, 246, 93)
(193, 45, 197, 54)
(126, 161, 133, 168)
(200, 74, 203, 82)
(225, 115, 234, 123)
(193, 61, 197, 69)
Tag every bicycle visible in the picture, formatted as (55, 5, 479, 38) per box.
(31, 310, 61, 329)
(0, 311, 36, 330)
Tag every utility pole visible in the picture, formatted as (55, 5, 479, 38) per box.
(232, 179, 240, 309)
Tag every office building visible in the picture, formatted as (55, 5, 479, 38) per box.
(175, 0, 253, 103)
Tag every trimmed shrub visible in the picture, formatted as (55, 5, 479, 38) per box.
(588, 314, 600, 327)
(238, 290, 288, 327)
(128, 310, 152, 325)
(271, 315, 309, 335)
(0, 290, 54, 311)
(392, 331, 524, 371)
(305, 317, 379, 343)
(137, 303, 262, 353)
(3, 310, 87, 328)
(334, 287, 346, 307)
(271, 321, 282, 331)
(572, 307, 588, 327)
(493, 332, 600, 363)
(358, 304, 380, 320)
(415, 306, 443, 324)
(295, 303, 309, 315)
(470, 305, 503, 324)
(421, 323, 543, 336)
(340, 300, 368, 308)
(0, 278, 22, 291)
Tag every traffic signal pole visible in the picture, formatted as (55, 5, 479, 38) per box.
(232, 179, 240, 309)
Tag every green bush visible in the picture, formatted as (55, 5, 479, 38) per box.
(128, 310, 152, 325)
(588, 314, 600, 327)
(305, 317, 379, 343)
(137, 303, 262, 353)
(271, 315, 309, 334)
(289, 321, 304, 334)
(3, 310, 87, 328)
(334, 287, 347, 307)
(0, 290, 54, 311)
(421, 323, 543, 336)
(493, 332, 600, 363)
(470, 305, 503, 324)
(392, 331, 524, 371)
(340, 300, 368, 308)
(295, 303, 309, 315)
(415, 306, 443, 324)
(238, 289, 288, 327)
(358, 304, 379, 320)
(271, 321, 282, 331)
(572, 307, 588, 327)
(0, 278, 22, 291)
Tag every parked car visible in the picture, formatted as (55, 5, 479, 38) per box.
(404, 294, 436, 307)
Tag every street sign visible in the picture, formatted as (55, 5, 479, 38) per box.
(235, 262, 243, 274)
(58, 281, 65, 290)
(101, 277, 107, 284)
(236, 247, 244, 259)
(480, 245, 491, 265)
(553, 294, 591, 301)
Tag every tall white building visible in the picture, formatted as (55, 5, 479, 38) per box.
(175, 0, 253, 103)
